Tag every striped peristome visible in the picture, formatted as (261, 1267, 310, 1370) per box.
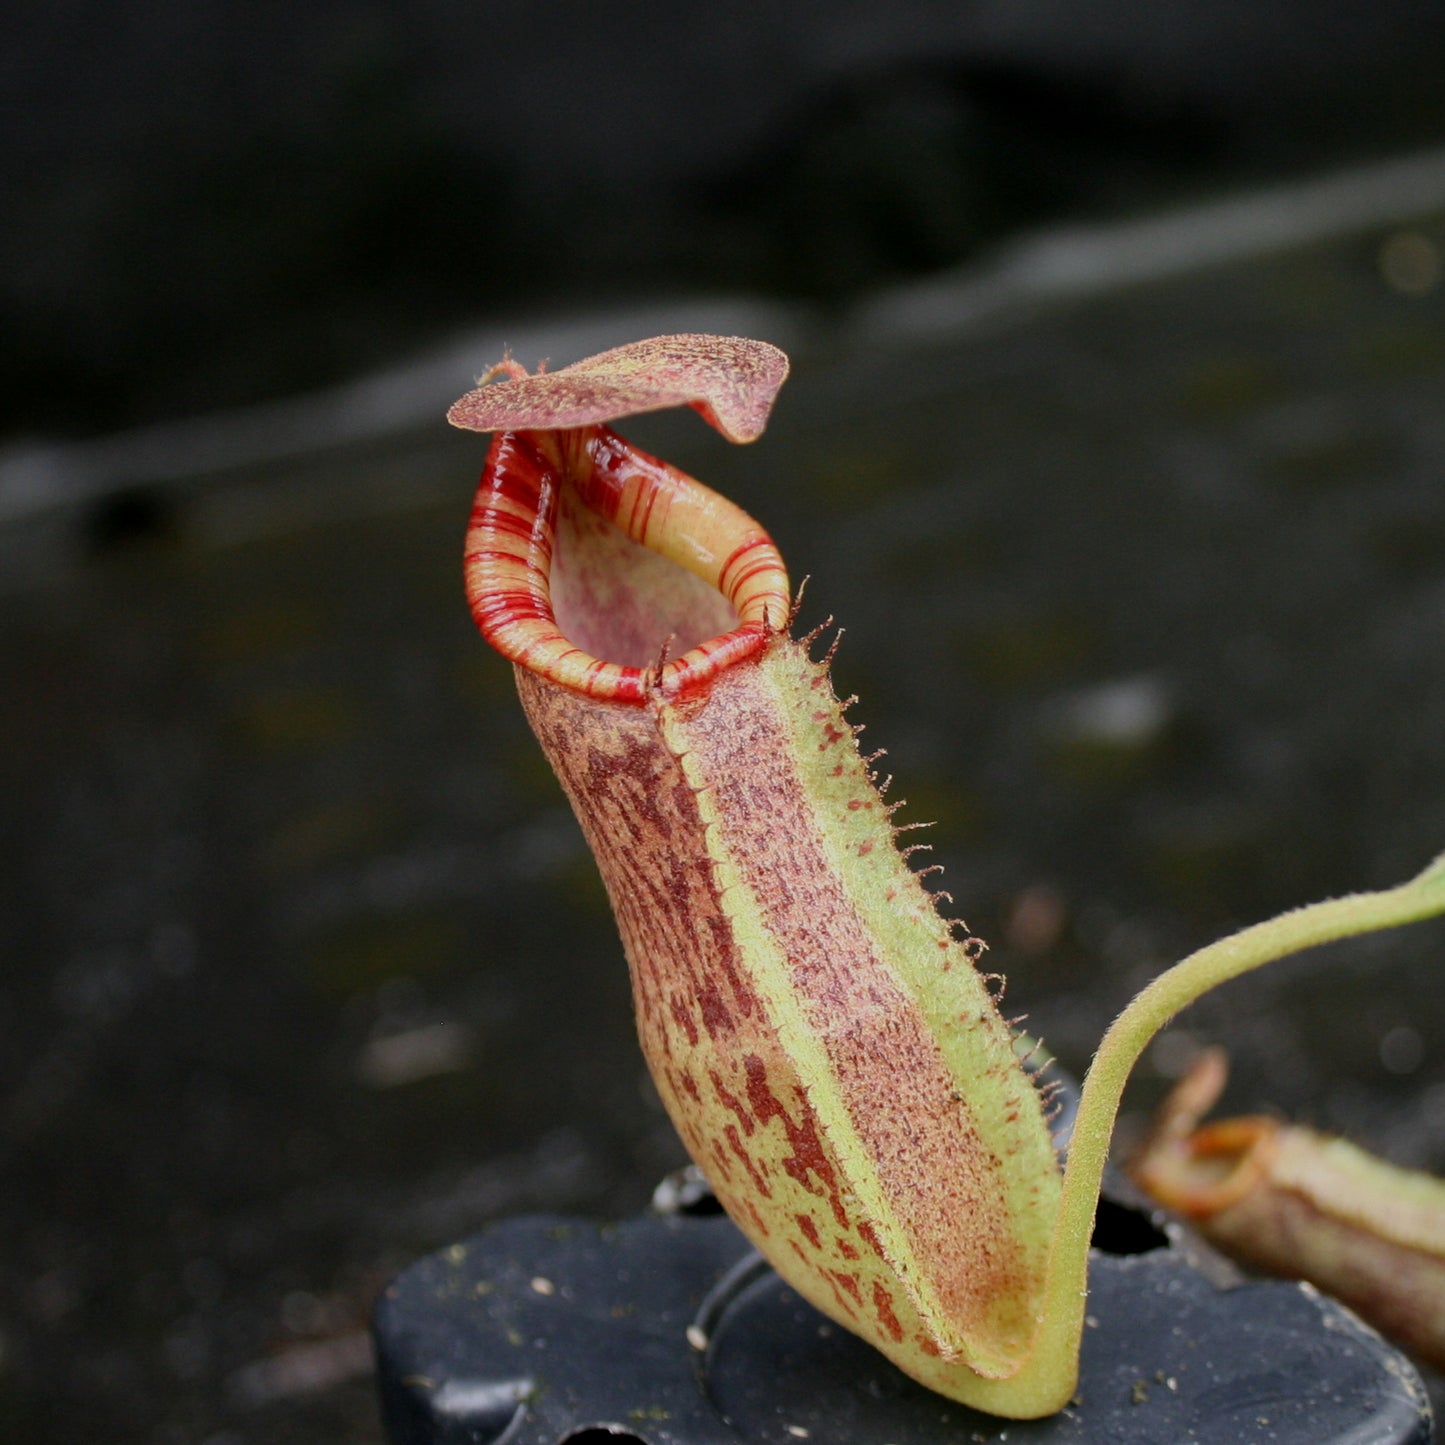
(464, 424, 788, 702)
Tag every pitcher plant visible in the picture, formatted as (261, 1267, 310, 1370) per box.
(1131, 1045, 1445, 1373)
(448, 333, 1445, 1419)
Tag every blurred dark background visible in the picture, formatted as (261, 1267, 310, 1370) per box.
(4, 4, 1445, 1443)
(6, 0, 1445, 442)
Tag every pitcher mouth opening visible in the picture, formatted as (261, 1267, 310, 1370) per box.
(1133, 1115, 1277, 1218)
(464, 424, 791, 704)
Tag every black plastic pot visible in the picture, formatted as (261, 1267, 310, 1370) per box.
(372, 1171, 1433, 1445)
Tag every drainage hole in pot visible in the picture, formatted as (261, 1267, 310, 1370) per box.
(1091, 1198, 1169, 1255)
(559, 1429, 651, 1444)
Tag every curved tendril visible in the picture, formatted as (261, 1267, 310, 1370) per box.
(1024, 849, 1445, 1398)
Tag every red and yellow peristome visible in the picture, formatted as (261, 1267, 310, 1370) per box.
(464, 423, 790, 702)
